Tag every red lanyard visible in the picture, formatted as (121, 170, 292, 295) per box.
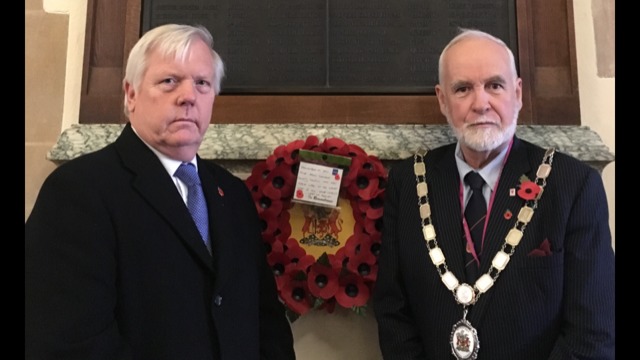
(458, 139, 514, 263)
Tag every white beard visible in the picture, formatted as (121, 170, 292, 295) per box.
(449, 114, 518, 152)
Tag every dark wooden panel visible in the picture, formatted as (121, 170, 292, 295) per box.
(514, 0, 534, 124)
(80, 0, 129, 124)
(528, 0, 579, 125)
(80, 95, 125, 124)
(534, 98, 580, 125)
(79, 0, 579, 126)
(91, 1, 127, 66)
(212, 95, 444, 124)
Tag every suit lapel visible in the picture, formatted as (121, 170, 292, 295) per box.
(198, 159, 242, 290)
(428, 146, 467, 279)
(478, 139, 531, 276)
(115, 125, 215, 273)
(198, 157, 232, 285)
(470, 137, 532, 321)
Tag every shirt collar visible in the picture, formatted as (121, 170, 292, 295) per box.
(130, 125, 197, 176)
(454, 141, 510, 193)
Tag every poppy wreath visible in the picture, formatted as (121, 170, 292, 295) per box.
(245, 135, 387, 321)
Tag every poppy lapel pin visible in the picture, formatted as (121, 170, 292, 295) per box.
(517, 175, 542, 201)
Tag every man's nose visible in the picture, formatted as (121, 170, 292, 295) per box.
(471, 88, 490, 113)
(177, 81, 196, 106)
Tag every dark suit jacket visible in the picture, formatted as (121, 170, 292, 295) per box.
(25, 124, 295, 360)
(373, 136, 615, 359)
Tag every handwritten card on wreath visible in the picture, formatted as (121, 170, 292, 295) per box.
(293, 161, 344, 208)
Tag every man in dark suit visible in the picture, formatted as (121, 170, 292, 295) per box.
(372, 29, 614, 359)
(25, 24, 295, 360)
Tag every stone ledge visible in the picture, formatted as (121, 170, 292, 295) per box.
(48, 124, 614, 175)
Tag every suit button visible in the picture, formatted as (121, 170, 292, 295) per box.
(213, 295, 222, 306)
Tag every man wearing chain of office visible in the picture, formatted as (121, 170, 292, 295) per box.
(373, 28, 615, 360)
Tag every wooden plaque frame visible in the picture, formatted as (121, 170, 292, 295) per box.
(79, 0, 579, 126)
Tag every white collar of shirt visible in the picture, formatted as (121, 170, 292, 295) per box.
(131, 125, 197, 201)
(454, 141, 509, 207)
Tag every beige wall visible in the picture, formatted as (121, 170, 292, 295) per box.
(25, 0, 67, 219)
(574, 0, 615, 250)
(25, 1, 615, 358)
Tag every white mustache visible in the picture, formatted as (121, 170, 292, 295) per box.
(466, 116, 499, 128)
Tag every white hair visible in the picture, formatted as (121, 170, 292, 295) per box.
(122, 24, 225, 117)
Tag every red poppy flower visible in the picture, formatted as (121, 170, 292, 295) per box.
(346, 143, 367, 158)
(307, 263, 339, 299)
(259, 204, 290, 242)
(285, 254, 316, 275)
(335, 273, 370, 308)
(282, 237, 304, 255)
(280, 277, 313, 315)
(346, 250, 378, 282)
(348, 218, 366, 237)
(267, 250, 291, 290)
(343, 233, 368, 257)
(245, 175, 262, 198)
(517, 181, 541, 201)
(285, 139, 309, 164)
(362, 215, 383, 235)
(259, 210, 279, 236)
(255, 194, 283, 217)
(265, 151, 283, 169)
(273, 212, 292, 243)
(320, 137, 350, 156)
(347, 164, 380, 199)
(368, 232, 382, 258)
(340, 155, 361, 187)
(302, 135, 321, 150)
(269, 239, 285, 253)
(330, 248, 349, 271)
(344, 234, 378, 280)
(250, 160, 272, 178)
(267, 249, 289, 270)
(357, 195, 385, 220)
(349, 231, 374, 253)
(262, 164, 296, 200)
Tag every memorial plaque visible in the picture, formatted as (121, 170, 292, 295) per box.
(142, 0, 517, 94)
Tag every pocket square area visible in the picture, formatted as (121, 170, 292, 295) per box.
(528, 239, 552, 257)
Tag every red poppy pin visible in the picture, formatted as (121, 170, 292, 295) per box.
(517, 175, 541, 201)
(218, 186, 224, 197)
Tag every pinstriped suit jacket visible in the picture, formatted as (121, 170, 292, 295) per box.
(373, 136, 615, 359)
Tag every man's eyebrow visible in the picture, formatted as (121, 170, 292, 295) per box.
(450, 80, 472, 90)
(485, 75, 506, 84)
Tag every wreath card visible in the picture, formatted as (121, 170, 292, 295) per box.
(292, 150, 352, 208)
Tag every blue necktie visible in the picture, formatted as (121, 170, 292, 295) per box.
(174, 163, 211, 253)
(464, 171, 486, 281)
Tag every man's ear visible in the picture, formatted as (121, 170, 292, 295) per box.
(435, 84, 447, 116)
(124, 81, 136, 113)
(514, 77, 523, 111)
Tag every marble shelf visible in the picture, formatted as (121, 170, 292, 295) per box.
(48, 124, 614, 177)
